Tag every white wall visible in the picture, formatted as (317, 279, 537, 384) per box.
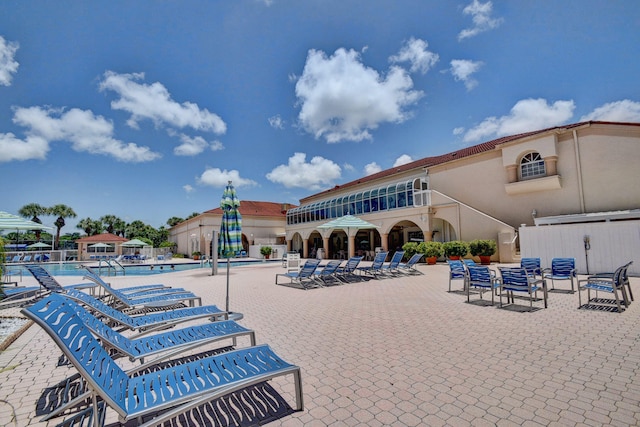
(519, 221, 640, 275)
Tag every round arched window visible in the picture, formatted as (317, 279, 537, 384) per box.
(520, 152, 545, 180)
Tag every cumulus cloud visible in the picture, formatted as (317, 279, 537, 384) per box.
(266, 152, 341, 190)
(295, 48, 423, 143)
(458, 0, 503, 41)
(0, 133, 49, 162)
(580, 99, 640, 122)
(364, 162, 382, 176)
(268, 115, 285, 129)
(5, 106, 161, 162)
(462, 98, 575, 143)
(342, 162, 355, 172)
(99, 71, 227, 134)
(197, 167, 257, 188)
(0, 36, 19, 86)
(174, 134, 224, 156)
(183, 184, 194, 193)
(393, 154, 413, 167)
(389, 38, 439, 74)
(450, 59, 483, 90)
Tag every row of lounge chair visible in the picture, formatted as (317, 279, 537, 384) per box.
(448, 257, 634, 313)
(275, 251, 424, 290)
(10, 264, 304, 425)
(6, 253, 50, 263)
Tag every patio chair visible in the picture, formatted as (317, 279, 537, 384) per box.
(22, 255, 32, 262)
(9, 255, 22, 263)
(578, 263, 629, 312)
(336, 256, 364, 282)
(313, 260, 343, 286)
(463, 259, 476, 266)
(83, 267, 179, 296)
(63, 288, 227, 335)
(498, 267, 548, 311)
(380, 251, 405, 276)
(356, 251, 388, 279)
(0, 283, 43, 307)
(22, 295, 303, 427)
(542, 257, 577, 293)
(275, 258, 321, 289)
(520, 257, 542, 278)
(397, 253, 424, 275)
(587, 261, 633, 302)
(447, 260, 467, 292)
(466, 265, 500, 306)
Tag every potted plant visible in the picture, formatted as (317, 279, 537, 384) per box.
(401, 242, 420, 261)
(418, 241, 443, 265)
(191, 251, 201, 260)
(468, 239, 497, 265)
(442, 241, 469, 260)
(260, 246, 273, 259)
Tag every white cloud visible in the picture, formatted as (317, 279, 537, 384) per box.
(462, 98, 575, 143)
(99, 71, 227, 134)
(393, 154, 413, 167)
(9, 106, 161, 162)
(183, 184, 194, 193)
(364, 162, 382, 176)
(458, 0, 503, 41)
(0, 36, 19, 86)
(452, 126, 465, 135)
(266, 152, 341, 190)
(342, 162, 355, 172)
(580, 100, 640, 122)
(295, 48, 423, 143)
(268, 115, 285, 129)
(0, 133, 48, 162)
(450, 59, 483, 90)
(174, 134, 224, 156)
(389, 38, 439, 75)
(197, 167, 257, 188)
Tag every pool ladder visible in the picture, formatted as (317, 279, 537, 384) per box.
(97, 259, 126, 276)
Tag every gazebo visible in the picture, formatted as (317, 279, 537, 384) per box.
(75, 233, 128, 261)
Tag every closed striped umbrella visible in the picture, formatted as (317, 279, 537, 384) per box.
(218, 181, 243, 313)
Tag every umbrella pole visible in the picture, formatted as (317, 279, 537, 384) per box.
(225, 256, 230, 313)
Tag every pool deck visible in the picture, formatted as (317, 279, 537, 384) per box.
(1, 261, 639, 426)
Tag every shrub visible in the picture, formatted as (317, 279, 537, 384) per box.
(402, 242, 420, 260)
(260, 246, 273, 256)
(468, 239, 497, 257)
(442, 241, 469, 258)
(418, 241, 443, 258)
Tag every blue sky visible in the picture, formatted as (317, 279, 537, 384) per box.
(1, 0, 639, 231)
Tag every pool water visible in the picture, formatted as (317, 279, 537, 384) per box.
(13, 260, 268, 276)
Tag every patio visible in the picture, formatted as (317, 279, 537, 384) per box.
(0, 262, 638, 426)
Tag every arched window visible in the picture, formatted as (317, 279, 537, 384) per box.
(520, 152, 545, 180)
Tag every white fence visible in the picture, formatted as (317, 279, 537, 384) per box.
(519, 220, 640, 276)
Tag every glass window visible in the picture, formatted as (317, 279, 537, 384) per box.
(520, 152, 545, 180)
(371, 189, 378, 211)
(330, 199, 337, 218)
(387, 185, 396, 209)
(363, 191, 370, 213)
(356, 193, 363, 214)
(349, 194, 356, 215)
(379, 188, 387, 211)
(397, 182, 406, 208)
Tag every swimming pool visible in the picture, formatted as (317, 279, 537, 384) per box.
(13, 260, 270, 276)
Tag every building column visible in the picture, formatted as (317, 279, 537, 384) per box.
(348, 235, 356, 259)
(303, 238, 309, 258)
(322, 237, 329, 259)
(381, 233, 389, 252)
(286, 239, 291, 252)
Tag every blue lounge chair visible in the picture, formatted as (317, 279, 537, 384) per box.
(313, 260, 343, 286)
(463, 259, 476, 266)
(357, 251, 388, 279)
(83, 267, 178, 296)
(542, 258, 577, 293)
(579, 263, 630, 312)
(22, 294, 303, 426)
(498, 267, 548, 311)
(22, 255, 32, 263)
(380, 251, 405, 276)
(520, 257, 542, 278)
(588, 261, 633, 303)
(336, 256, 364, 282)
(64, 288, 226, 334)
(0, 284, 43, 307)
(466, 265, 500, 305)
(397, 253, 424, 275)
(275, 259, 321, 289)
(448, 260, 467, 292)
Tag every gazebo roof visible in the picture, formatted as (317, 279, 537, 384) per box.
(75, 233, 128, 243)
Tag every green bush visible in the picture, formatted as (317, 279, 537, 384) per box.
(418, 241, 443, 258)
(442, 241, 469, 258)
(260, 246, 273, 256)
(401, 242, 420, 260)
(468, 239, 497, 256)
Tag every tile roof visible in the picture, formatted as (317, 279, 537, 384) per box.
(302, 121, 640, 202)
(205, 201, 295, 217)
(75, 233, 128, 243)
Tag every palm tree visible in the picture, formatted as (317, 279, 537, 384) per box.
(77, 217, 103, 236)
(113, 218, 126, 237)
(49, 204, 77, 249)
(100, 214, 120, 234)
(166, 216, 184, 227)
(19, 203, 48, 241)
